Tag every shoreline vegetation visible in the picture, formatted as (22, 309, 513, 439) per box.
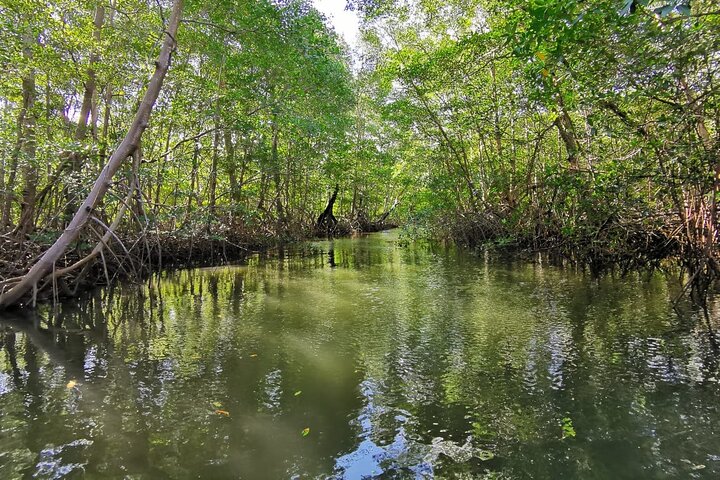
(1, 0, 719, 309)
(0, 213, 701, 309)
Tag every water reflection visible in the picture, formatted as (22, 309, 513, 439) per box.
(1, 231, 720, 479)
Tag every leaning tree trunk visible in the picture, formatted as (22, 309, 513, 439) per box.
(0, 0, 184, 309)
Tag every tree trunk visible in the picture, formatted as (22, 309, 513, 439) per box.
(15, 31, 38, 241)
(0, 0, 184, 309)
(316, 184, 339, 235)
(1, 136, 20, 230)
(208, 128, 219, 223)
(155, 123, 173, 212)
(184, 142, 199, 225)
(224, 130, 241, 205)
(65, 5, 106, 223)
(271, 120, 285, 226)
(554, 94, 580, 170)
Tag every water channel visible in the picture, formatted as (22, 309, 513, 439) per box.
(1, 231, 719, 478)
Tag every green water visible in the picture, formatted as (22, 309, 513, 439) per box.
(1, 231, 719, 479)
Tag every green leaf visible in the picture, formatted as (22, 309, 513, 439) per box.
(301, 427, 310, 437)
(477, 450, 495, 461)
(561, 417, 576, 439)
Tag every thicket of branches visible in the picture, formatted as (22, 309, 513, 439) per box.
(351, 0, 719, 291)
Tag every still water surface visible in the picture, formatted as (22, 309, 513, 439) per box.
(1, 231, 720, 479)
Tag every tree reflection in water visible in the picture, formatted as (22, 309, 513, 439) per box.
(1, 231, 720, 478)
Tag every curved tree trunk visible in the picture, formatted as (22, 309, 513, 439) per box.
(316, 184, 339, 236)
(0, 0, 184, 309)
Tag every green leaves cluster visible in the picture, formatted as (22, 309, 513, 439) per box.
(0, 0, 363, 239)
(352, 0, 719, 260)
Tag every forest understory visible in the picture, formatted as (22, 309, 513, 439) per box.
(0, 197, 709, 309)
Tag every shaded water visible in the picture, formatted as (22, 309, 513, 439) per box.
(1, 231, 720, 479)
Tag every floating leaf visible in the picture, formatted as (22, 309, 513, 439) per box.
(294, 391, 302, 396)
(215, 410, 230, 417)
(301, 427, 310, 437)
(66, 380, 77, 389)
(250, 354, 258, 358)
(561, 417, 576, 439)
(477, 450, 495, 461)
(213, 402, 223, 408)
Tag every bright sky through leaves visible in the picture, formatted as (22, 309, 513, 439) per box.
(312, 0, 360, 49)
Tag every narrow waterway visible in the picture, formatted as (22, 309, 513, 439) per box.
(1, 231, 719, 479)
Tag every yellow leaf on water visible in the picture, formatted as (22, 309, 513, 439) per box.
(294, 391, 302, 396)
(215, 410, 230, 417)
(250, 354, 258, 358)
(213, 402, 223, 408)
(301, 427, 310, 437)
(66, 380, 77, 389)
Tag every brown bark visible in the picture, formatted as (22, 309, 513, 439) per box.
(65, 6, 106, 221)
(271, 119, 285, 224)
(15, 31, 38, 240)
(76, 6, 105, 142)
(554, 94, 580, 170)
(1, 133, 20, 229)
(0, 0, 184, 309)
(224, 130, 241, 204)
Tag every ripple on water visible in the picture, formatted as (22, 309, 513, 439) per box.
(1, 232, 720, 479)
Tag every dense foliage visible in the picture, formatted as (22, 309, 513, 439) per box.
(351, 0, 719, 279)
(0, 0, 719, 305)
(0, 0, 384, 243)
